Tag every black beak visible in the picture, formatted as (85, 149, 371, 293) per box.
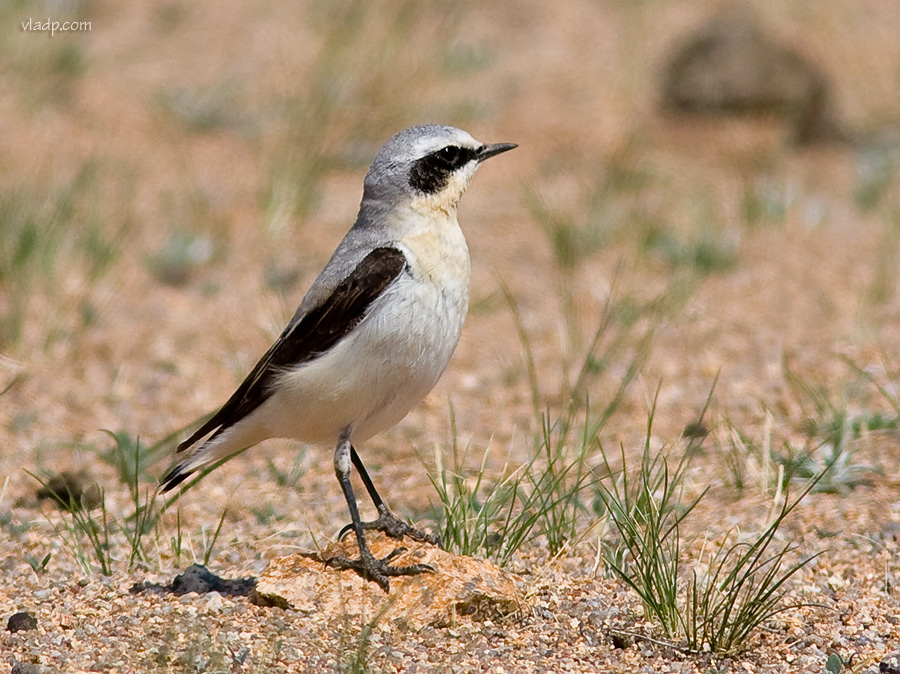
(477, 142, 518, 161)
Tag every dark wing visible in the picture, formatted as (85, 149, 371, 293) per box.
(175, 246, 407, 453)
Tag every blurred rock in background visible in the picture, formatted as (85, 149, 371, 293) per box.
(660, 4, 845, 146)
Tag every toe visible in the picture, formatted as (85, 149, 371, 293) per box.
(322, 546, 434, 592)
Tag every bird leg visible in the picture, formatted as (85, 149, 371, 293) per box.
(334, 445, 442, 548)
(325, 430, 434, 592)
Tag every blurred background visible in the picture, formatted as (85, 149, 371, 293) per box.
(2, 0, 900, 544)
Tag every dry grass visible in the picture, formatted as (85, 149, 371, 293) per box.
(2, 0, 900, 671)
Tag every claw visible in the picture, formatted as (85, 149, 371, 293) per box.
(337, 510, 442, 548)
(337, 521, 355, 541)
(324, 546, 435, 592)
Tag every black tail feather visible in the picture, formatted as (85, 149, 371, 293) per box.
(160, 463, 193, 493)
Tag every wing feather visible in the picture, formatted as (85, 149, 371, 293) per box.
(175, 246, 407, 453)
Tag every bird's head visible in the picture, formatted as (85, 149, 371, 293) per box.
(362, 124, 516, 216)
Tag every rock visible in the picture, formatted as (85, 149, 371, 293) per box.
(251, 532, 529, 631)
(35, 472, 102, 511)
(7, 611, 38, 633)
(172, 564, 224, 595)
(131, 565, 255, 597)
(660, 4, 844, 145)
(170, 564, 255, 596)
(881, 653, 900, 674)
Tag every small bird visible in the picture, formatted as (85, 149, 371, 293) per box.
(161, 124, 516, 591)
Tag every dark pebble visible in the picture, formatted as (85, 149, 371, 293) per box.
(881, 654, 900, 674)
(173, 564, 223, 594)
(7, 611, 38, 633)
(172, 564, 256, 597)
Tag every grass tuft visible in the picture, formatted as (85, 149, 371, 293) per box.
(594, 393, 706, 637)
(27, 432, 231, 575)
(428, 402, 600, 566)
(596, 390, 824, 654)
(430, 271, 681, 566)
(428, 406, 530, 565)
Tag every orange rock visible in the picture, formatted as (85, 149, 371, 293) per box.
(251, 532, 529, 631)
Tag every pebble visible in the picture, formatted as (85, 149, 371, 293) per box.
(880, 653, 900, 674)
(205, 592, 225, 613)
(7, 611, 38, 633)
(173, 564, 222, 595)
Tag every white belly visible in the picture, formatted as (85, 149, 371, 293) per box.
(258, 271, 467, 445)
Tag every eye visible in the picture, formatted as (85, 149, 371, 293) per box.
(438, 146, 461, 162)
(433, 145, 476, 170)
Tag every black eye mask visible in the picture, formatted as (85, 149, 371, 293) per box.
(408, 145, 478, 194)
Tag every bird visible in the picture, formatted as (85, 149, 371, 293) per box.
(160, 124, 516, 591)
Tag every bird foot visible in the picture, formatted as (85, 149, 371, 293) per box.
(324, 546, 434, 593)
(338, 511, 443, 548)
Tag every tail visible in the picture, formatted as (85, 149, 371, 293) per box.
(160, 460, 194, 493)
(160, 421, 263, 493)
(160, 449, 208, 493)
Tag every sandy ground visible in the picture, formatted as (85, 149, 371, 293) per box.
(2, 0, 900, 671)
